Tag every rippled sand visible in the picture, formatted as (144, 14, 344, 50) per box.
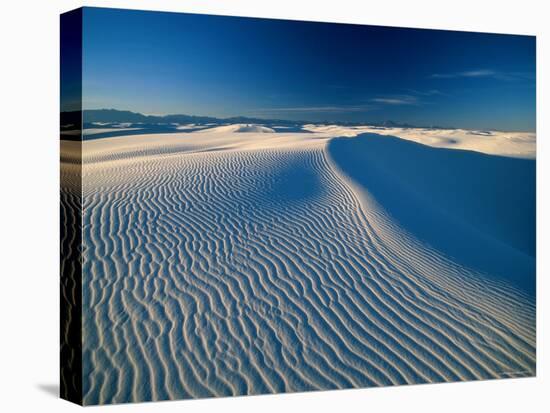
(65, 126, 535, 404)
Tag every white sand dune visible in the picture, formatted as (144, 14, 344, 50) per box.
(194, 123, 276, 134)
(71, 126, 535, 404)
(328, 133, 535, 292)
(175, 124, 211, 131)
(304, 124, 536, 159)
(83, 127, 144, 136)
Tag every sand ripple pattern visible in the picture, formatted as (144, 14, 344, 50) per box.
(81, 136, 535, 405)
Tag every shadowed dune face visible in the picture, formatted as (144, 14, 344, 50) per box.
(328, 133, 536, 294)
(80, 129, 535, 405)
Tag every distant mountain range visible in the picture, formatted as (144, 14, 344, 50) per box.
(61, 109, 439, 130)
(61, 109, 304, 129)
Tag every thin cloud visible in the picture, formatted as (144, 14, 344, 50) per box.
(370, 95, 418, 105)
(430, 69, 533, 81)
(253, 105, 376, 113)
(256, 90, 435, 115)
(431, 69, 496, 79)
(407, 88, 447, 97)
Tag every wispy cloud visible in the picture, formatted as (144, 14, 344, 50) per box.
(431, 69, 496, 79)
(370, 95, 419, 105)
(430, 69, 534, 81)
(256, 94, 424, 115)
(406, 89, 447, 97)
(252, 105, 376, 113)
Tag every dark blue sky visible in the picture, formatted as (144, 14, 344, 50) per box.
(82, 7, 536, 131)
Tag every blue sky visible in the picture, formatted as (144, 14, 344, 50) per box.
(81, 7, 536, 131)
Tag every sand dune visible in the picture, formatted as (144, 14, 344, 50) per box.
(83, 127, 144, 136)
(74, 126, 535, 404)
(194, 123, 276, 134)
(304, 125, 536, 159)
(328, 133, 535, 293)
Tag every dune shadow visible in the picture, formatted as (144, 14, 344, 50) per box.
(328, 132, 536, 295)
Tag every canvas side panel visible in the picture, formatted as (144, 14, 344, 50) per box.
(60, 8, 83, 406)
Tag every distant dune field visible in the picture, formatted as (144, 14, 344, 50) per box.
(65, 125, 535, 404)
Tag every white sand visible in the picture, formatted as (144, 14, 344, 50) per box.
(68, 125, 535, 404)
(303, 124, 536, 159)
(175, 124, 211, 130)
(83, 127, 144, 136)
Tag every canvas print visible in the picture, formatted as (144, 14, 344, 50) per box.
(60, 7, 536, 406)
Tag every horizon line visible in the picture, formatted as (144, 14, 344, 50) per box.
(62, 107, 535, 133)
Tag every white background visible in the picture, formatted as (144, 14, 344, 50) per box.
(0, 0, 548, 411)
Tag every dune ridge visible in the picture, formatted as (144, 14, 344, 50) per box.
(76, 128, 535, 404)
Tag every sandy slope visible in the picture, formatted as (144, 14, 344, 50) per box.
(73, 125, 535, 404)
